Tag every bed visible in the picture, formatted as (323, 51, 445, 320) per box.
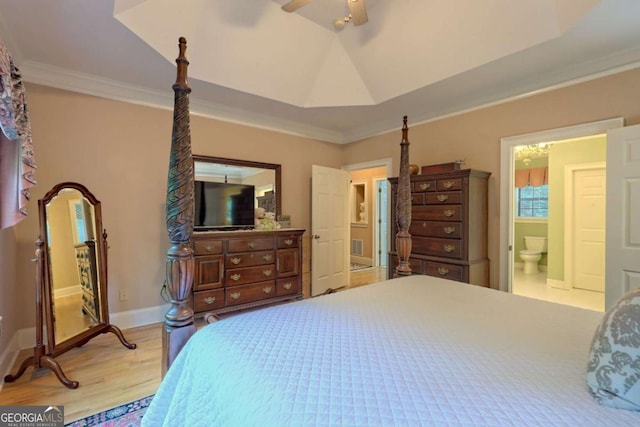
(148, 38, 640, 426)
(144, 275, 640, 426)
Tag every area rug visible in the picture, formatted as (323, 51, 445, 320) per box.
(65, 395, 153, 427)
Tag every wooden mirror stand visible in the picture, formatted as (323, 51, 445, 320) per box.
(4, 182, 136, 389)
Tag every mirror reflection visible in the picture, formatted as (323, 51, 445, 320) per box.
(193, 156, 282, 225)
(46, 188, 102, 344)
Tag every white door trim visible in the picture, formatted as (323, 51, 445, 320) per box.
(500, 118, 624, 293)
(564, 162, 606, 292)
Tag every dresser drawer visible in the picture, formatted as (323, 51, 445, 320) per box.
(193, 289, 225, 312)
(226, 281, 276, 306)
(410, 221, 462, 238)
(411, 193, 425, 204)
(413, 205, 462, 221)
(193, 240, 223, 255)
(413, 236, 463, 259)
(226, 264, 276, 286)
(437, 178, 462, 191)
(389, 255, 427, 275)
(412, 180, 436, 192)
(276, 277, 300, 296)
(424, 191, 462, 204)
(426, 261, 465, 281)
(225, 250, 274, 268)
(194, 255, 224, 290)
(277, 235, 299, 248)
(227, 237, 274, 253)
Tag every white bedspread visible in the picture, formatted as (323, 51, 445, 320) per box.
(142, 275, 640, 426)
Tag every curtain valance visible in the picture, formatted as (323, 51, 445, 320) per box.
(515, 167, 548, 188)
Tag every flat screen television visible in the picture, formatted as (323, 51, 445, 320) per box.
(194, 181, 255, 230)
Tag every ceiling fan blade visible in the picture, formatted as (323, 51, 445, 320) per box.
(349, 0, 368, 26)
(281, 0, 313, 13)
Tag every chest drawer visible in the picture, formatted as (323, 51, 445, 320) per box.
(424, 191, 462, 204)
(193, 289, 225, 312)
(226, 281, 276, 306)
(437, 178, 462, 191)
(225, 250, 274, 268)
(425, 261, 465, 281)
(413, 205, 462, 221)
(277, 235, 299, 248)
(410, 221, 462, 238)
(413, 180, 436, 192)
(413, 236, 463, 259)
(276, 277, 300, 296)
(227, 237, 274, 253)
(193, 240, 223, 255)
(226, 264, 276, 286)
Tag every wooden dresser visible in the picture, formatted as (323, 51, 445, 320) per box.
(388, 169, 491, 286)
(191, 228, 305, 316)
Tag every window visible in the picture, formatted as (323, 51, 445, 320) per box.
(516, 185, 548, 218)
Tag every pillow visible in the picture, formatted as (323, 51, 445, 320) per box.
(586, 287, 640, 410)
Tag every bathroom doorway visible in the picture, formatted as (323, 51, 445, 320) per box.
(500, 119, 623, 312)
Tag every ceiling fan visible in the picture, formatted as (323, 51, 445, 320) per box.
(281, 0, 368, 27)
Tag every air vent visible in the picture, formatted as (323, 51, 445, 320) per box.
(351, 239, 364, 256)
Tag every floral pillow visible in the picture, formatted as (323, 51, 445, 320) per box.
(586, 287, 640, 410)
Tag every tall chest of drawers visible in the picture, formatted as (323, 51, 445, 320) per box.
(388, 169, 491, 286)
(191, 229, 305, 316)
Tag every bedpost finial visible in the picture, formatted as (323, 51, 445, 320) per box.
(174, 37, 191, 91)
(402, 115, 409, 143)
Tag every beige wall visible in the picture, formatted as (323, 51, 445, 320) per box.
(344, 67, 640, 288)
(3, 67, 640, 351)
(8, 83, 342, 336)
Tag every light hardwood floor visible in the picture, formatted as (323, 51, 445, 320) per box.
(0, 268, 387, 423)
(0, 323, 163, 423)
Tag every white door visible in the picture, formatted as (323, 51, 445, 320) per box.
(311, 165, 350, 296)
(570, 166, 606, 292)
(606, 125, 640, 310)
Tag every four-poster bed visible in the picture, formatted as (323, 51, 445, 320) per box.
(147, 38, 640, 426)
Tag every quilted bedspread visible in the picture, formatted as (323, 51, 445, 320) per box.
(142, 275, 640, 426)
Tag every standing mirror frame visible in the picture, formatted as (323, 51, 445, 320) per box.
(4, 182, 135, 389)
(193, 155, 282, 220)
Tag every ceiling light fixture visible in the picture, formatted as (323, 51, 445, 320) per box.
(514, 143, 553, 165)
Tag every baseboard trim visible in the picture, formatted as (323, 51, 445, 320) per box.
(350, 256, 373, 267)
(0, 303, 170, 390)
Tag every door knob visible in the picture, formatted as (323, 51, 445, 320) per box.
(312, 234, 320, 239)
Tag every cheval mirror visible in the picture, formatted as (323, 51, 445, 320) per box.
(4, 182, 136, 389)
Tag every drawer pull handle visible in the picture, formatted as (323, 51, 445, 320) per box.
(231, 257, 241, 265)
(263, 269, 273, 277)
(444, 226, 456, 234)
(443, 181, 453, 189)
(204, 296, 216, 304)
(230, 292, 241, 300)
(230, 273, 241, 281)
(263, 254, 273, 261)
(420, 183, 431, 190)
(284, 239, 293, 246)
(205, 245, 213, 252)
(283, 282, 292, 290)
(262, 286, 273, 294)
(438, 267, 449, 276)
(422, 222, 427, 228)
(248, 241, 257, 249)
(437, 194, 449, 202)
(443, 209, 455, 217)
(444, 244, 455, 253)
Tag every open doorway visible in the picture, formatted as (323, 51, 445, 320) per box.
(500, 119, 623, 311)
(343, 159, 392, 287)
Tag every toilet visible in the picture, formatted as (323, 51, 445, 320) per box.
(520, 236, 548, 275)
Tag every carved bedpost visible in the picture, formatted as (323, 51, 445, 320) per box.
(395, 116, 412, 276)
(162, 37, 196, 376)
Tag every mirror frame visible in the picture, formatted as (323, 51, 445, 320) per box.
(193, 155, 282, 219)
(38, 182, 132, 358)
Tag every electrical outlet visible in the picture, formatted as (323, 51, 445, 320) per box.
(119, 289, 128, 302)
